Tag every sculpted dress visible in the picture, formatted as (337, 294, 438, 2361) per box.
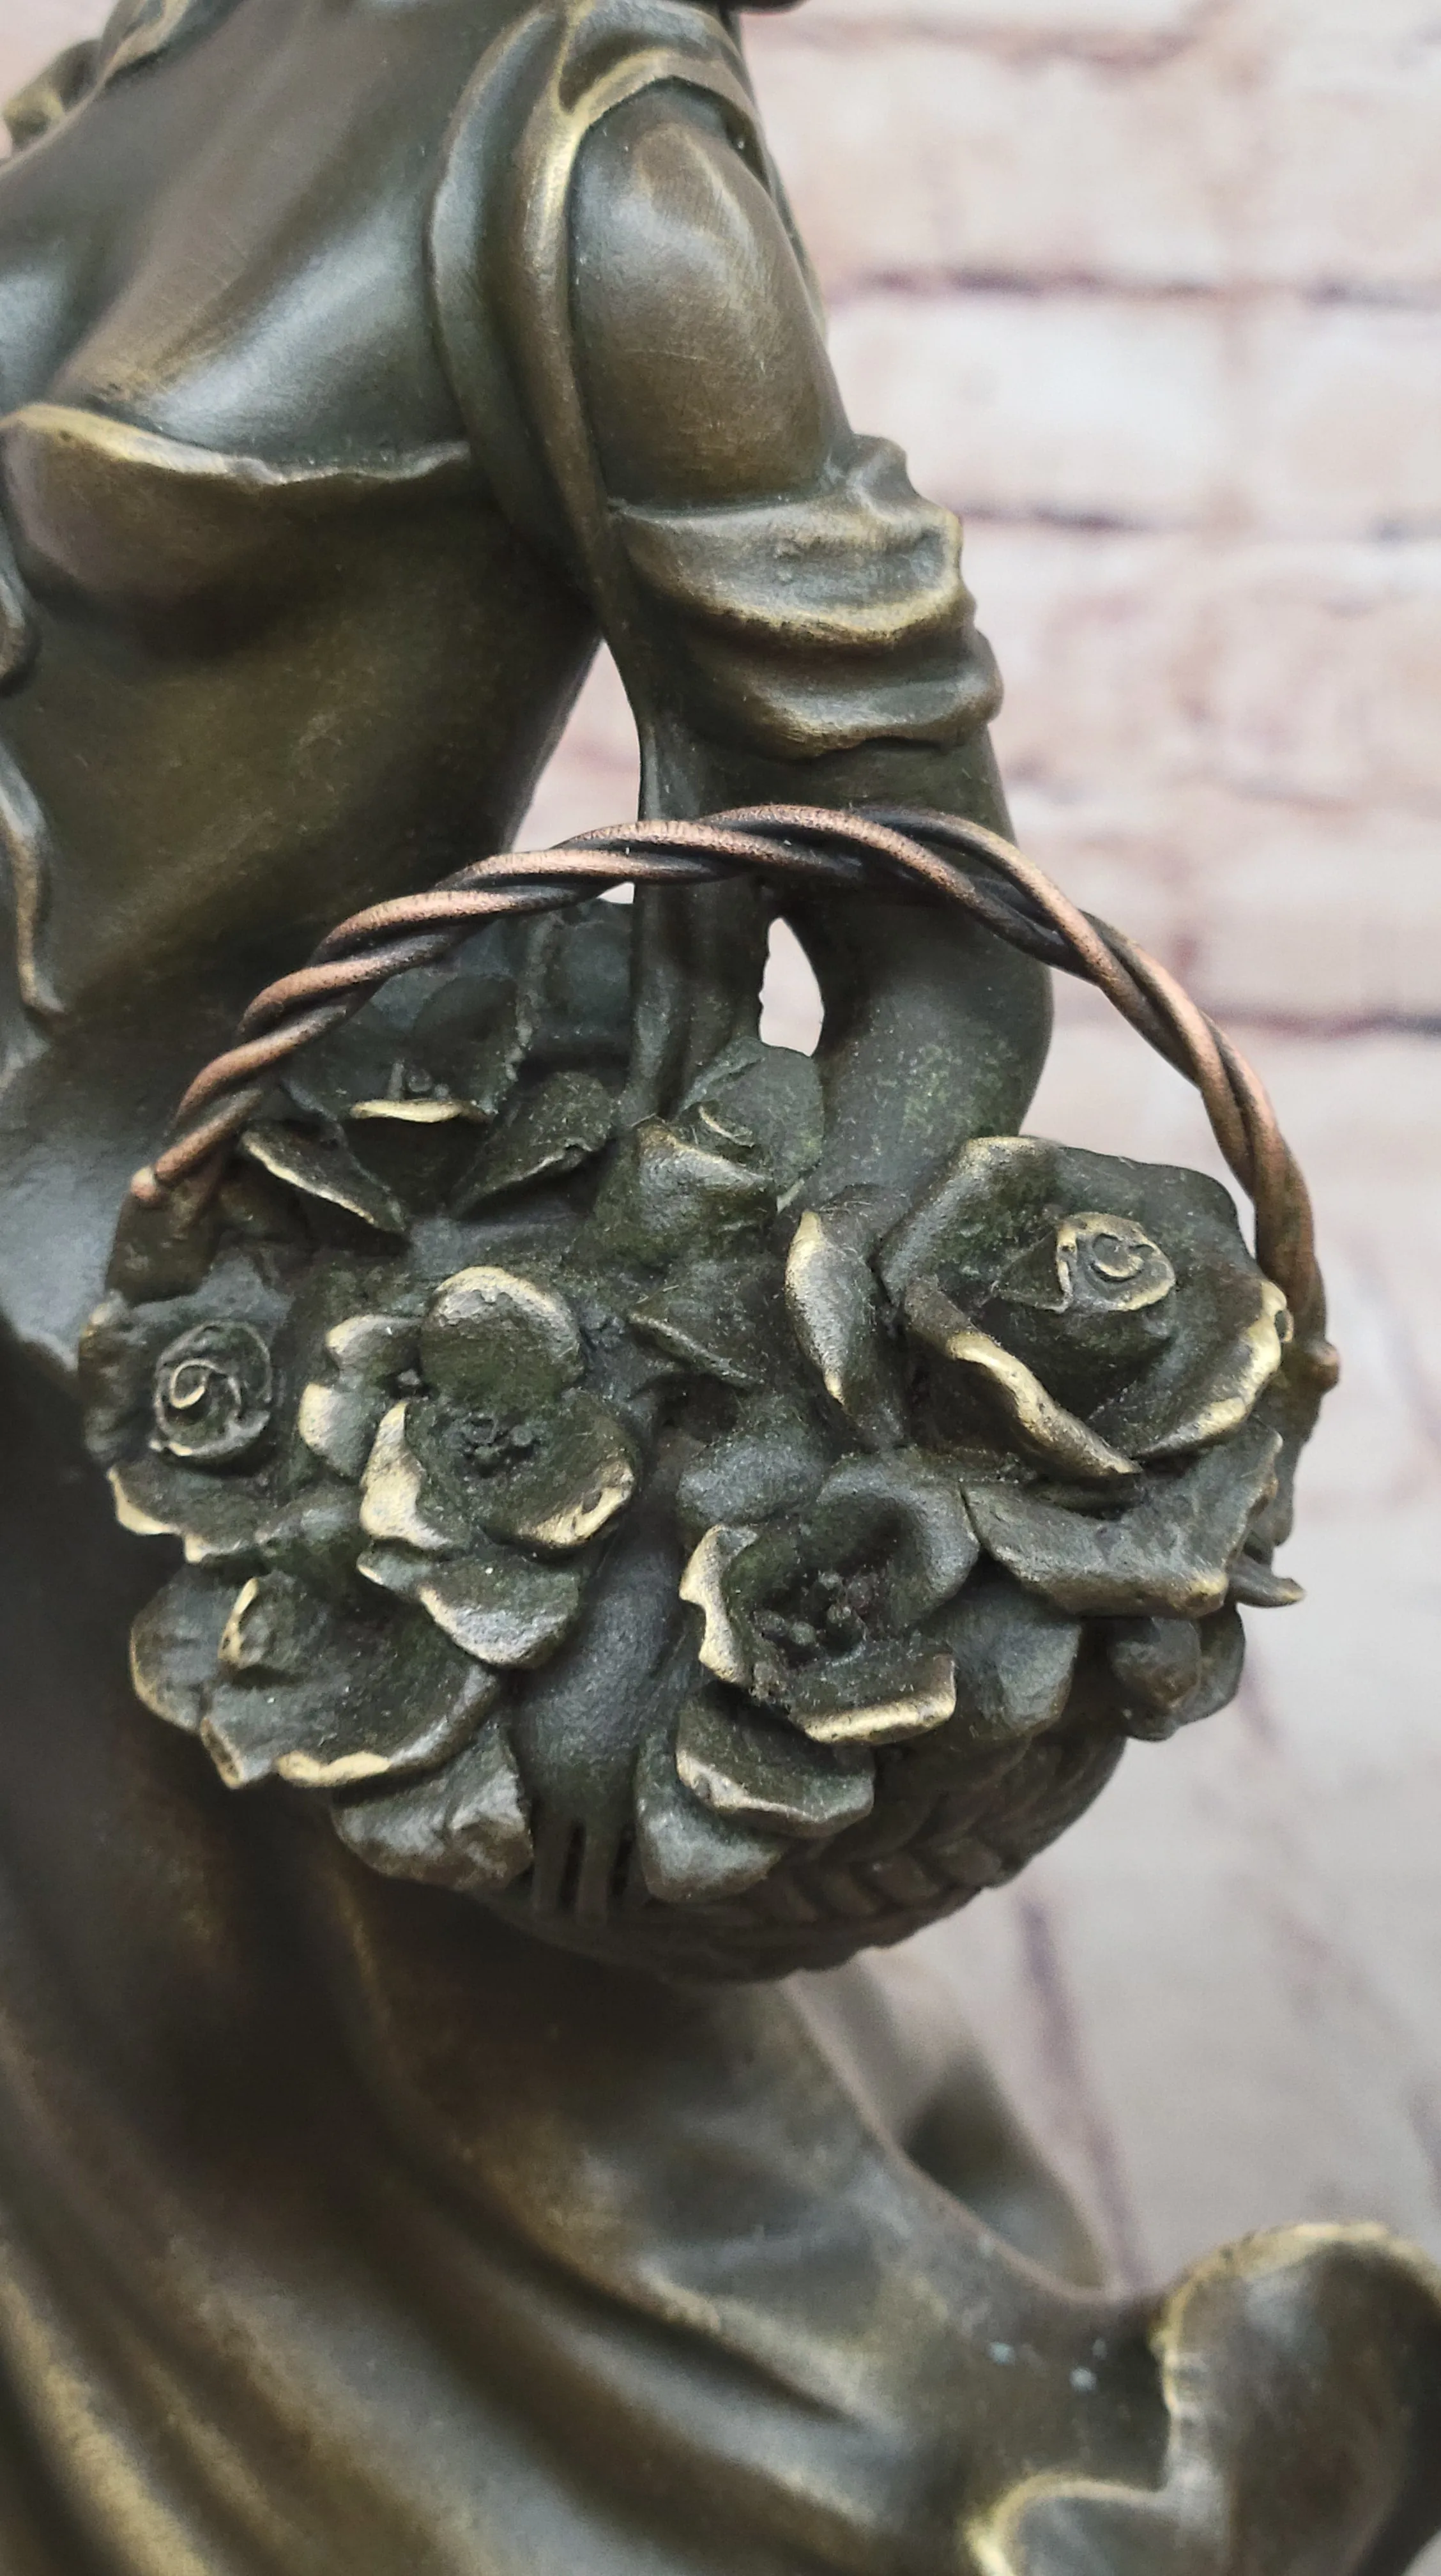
(1, 4, 1440, 2572)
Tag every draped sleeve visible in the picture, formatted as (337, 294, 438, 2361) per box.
(610, 435, 1001, 761)
(567, 63, 1006, 815)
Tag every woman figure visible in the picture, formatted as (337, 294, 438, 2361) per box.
(1, 2, 1438, 2568)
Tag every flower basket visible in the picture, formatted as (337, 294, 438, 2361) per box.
(82, 804, 1336, 1979)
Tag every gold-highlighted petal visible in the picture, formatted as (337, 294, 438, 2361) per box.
(1138, 1278, 1290, 1457)
(418, 1553, 582, 1668)
(967, 1419, 1283, 1618)
(324, 1313, 420, 1382)
(203, 1613, 496, 1790)
(110, 1456, 264, 1565)
(676, 1695, 874, 1839)
(786, 1209, 905, 1449)
(786, 1648, 957, 1747)
(904, 1278, 1137, 1484)
(633, 1719, 785, 1905)
(240, 1122, 408, 1234)
(360, 1401, 462, 1554)
(680, 1524, 759, 1687)
(350, 1094, 475, 1125)
(357, 1545, 427, 1602)
(420, 1268, 583, 1412)
(298, 1379, 388, 1482)
(218, 1572, 332, 1678)
(1230, 1555, 1304, 1609)
(474, 1391, 636, 1552)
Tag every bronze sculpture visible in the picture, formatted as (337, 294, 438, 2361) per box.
(3, 1, 1440, 2567)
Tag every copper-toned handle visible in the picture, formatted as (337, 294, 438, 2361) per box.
(130, 802, 1335, 1386)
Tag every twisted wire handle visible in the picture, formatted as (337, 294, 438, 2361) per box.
(130, 802, 1335, 1383)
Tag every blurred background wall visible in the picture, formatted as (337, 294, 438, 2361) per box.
(5, 0, 1439, 2319)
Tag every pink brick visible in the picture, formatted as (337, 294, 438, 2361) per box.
(829, 291, 1230, 524)
(747, 36, 1235, 293)
(1255, 76, 1441, 294)
(1240, 300, 1441, 538)
(972, 525, 1441, 815)
(970, 525, 1201, 795)
(751, 17, 1441, 302)
(756, 0, 1207, 42)
(1189, 804, 1441, 1021)
(984, 776, 1441, 1024)
(1193, 540, 1441, 813)
(830, 291, 1441, 542)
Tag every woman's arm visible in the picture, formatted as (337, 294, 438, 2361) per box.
(571, 80, 1012, 831)
(571, 80, 1050, 1181)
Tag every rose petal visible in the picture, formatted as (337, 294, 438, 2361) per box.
(633, 1719, 785, 1904)
(277, 974, 434, 1124)
(628, 1256, 776, 1392)
(785, 1207, 905, 1448)
(356, 1545, 427, 1602)
(128, 1569, 237, 1731)
(218, 1572, 333, 1679)
(359, 1401, 464, 1553)
(809, 1450, 980, 1628)
(680, 1036, 824, 1194)
(110, 1455, 266, 1565)
(349, 1093, 475, 1125)
(203, 1611, 498, 1790)
(1111, 1606, 1246, 1741)
(473, 1390, 636, 1552)
(299, 1314, 420, 1480)
(992, 1211, 1176, 1319)
(1229, 1555, 1305, 1609)
(943, 1568, 1083, 1747)
(257, 1482, 363, 1588)
(411, 953, 545, 1117)
(879, 1134, 1059, 1296)
(966, 1420, 1282, 1618)
(79, 1293, 163, 1462)
(903, 1277, 1137, 1485)
(676, 1402, 828, 1544)
(325, 1314, 421, 1384)
(84, 1255, 291, 1458)
(1097, 1277, 1290, 1459)
(452, 1071, 614, 1211)
(1105, 1614, 1203, 1728)
(676, 1693, 874, 1839)
(298, 1379, 389, 1482)
(420, 1268, 583, 1413)
(680, 1524, 760, 1688)
(240, 1122, 408, 1234)
(782, 1645, 957, 1746)
(151, 1319, 273, 1464)
(332, 1719, 533, 1896)
(418, 1552, 583, 1667)
(586, 1121, 774, 1266)
(882, 1135, 1233, 1305)
(881, 1136, 1289, 1460)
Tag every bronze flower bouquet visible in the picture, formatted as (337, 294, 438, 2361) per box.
(82, 806, 1336, 1979)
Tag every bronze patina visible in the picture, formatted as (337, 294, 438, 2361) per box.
(1, 3, 1439, 2569)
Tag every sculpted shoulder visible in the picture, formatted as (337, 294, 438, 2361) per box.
(0, 0, 526, 459)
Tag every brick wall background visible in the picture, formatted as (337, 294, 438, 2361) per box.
(6, 0, 1441, 2378)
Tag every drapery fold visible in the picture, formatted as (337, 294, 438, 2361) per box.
(614, 438, 1001, 758)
